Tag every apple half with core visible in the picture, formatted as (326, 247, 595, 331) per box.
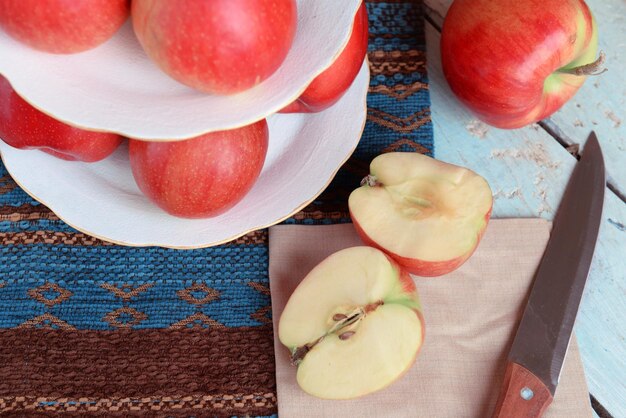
(0, 0, 129, 54)
(279, 246, 424, 399)
(349, 152, 493, 277)
(280, 2, 369, 113)
(0, 76, 123, 162)
(132, 0, 297, 95)
(441, 0, 604, 129)
(128, 120, 268, 219)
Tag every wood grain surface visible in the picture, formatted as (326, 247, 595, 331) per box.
(422, 1, 626, 416)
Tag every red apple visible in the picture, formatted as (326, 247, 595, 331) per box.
(279, 246, 424, 399)
(129, 120, 269, 219)
(132, 0, 297, 95)
(441, 0, 602, 129)
(0, 0, 129, 54)
(280, 3, 369, 113)
(0, 76, 123, 162)
(349, 152, 493, 277)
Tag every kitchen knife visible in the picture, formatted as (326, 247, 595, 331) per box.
(492, 132, 605, 418)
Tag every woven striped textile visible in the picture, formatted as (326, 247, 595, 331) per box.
(0, 1, 432, 416)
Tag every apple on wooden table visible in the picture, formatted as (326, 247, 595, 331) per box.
(441, 0, 603, 129)
(279, 246, 424, 399)
(128, 120, 269, 219)
(280, 2, 369, 113)
(0, 0, 129, 54)
(349, 152, 493, 277)
(0, 76, 123, 162)
(132, 0, 297, 95)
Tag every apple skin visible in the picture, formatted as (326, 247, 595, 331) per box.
(351, 208, 492, 277)
(441, 0, 599, 129)
(278, 246, 425, 399)
(348, 153, 493, 277)
(132, 0, 297, 95)
(280, 3, 369, 113)
(0, 76, 123, 162)
(0, 0, 129, 54)
(128, 120, 269, 219)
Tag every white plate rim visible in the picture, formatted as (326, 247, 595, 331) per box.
(0, 60, 369, 248)
(0, 0, 363, 141)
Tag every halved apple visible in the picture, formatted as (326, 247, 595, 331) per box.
(278, 246, 424, 399)
(349, 152, 493, 277)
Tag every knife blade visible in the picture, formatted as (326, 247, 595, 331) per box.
(492, 132, 605, 418)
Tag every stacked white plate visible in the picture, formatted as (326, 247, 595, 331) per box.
(0, 0, 367, 247)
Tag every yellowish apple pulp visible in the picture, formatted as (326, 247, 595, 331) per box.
(279, 247, 423, 399)
(349, 153, 492, 262)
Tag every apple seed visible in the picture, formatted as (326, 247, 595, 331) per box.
(290, 302, 384, 364)
(339, 331, 356, 340)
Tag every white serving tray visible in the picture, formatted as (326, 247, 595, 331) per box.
(0, 0, 362, 141)
(0, 60, 369, 248)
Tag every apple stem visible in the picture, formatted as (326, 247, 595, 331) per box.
(558, 51, 607, 76)
(361, 175, 381, 187)
(364, 300, 384, 313)
(290, 337, 322, 366)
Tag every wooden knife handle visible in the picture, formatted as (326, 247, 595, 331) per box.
(491, 362, 554, 418)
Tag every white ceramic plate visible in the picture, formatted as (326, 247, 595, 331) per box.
(0, 60, 369, 248)
(0, 0, 361, 141)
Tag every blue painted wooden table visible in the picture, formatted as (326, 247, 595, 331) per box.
(423, 1, 625, 416)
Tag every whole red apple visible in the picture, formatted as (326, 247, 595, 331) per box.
(129, 120, 269, 219)
(0, 0, 129, 54)
(132, 0, 297, 95)
(0, 76, 123, 162)
(280, 3, 368, 113)
(441, 0, 602, 129)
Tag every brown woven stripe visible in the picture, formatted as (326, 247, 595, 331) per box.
(0, 231, 113, 246)
(0, 393, 276, 416)
(0, 175, 17, 196)
(0, 326, 276, 416)
(367, 108, 431, 133)
(0, 203, 58, 221)
(0, 228, 267, 246)
(369, 81, 429, 100)
(368, 50, 427, 75)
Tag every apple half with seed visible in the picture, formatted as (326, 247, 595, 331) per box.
(278, 246, 424, 399)
(349, 152, 493, 277)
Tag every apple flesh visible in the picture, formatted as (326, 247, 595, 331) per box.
(279, 246, 424, 399)
(349, 152, 492, 277)
(0, 76, 122, 162)
(280, 3, 369, 113)
(441, 0, 601, 129)
(128, 120, 268, 219)
(0, 0, 129, 54)
(132, 0, 297, 95)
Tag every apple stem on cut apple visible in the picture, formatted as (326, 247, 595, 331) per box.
(558, 51, 607, 76)
(289, 300, 385, 365)
(360, 175, 382, 187)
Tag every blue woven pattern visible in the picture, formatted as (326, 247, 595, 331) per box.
(0, 1, 431, 416)
(0, 3, 432, 331)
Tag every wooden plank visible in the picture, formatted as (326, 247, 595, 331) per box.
(543, 0, 626, 198)
(423, 0, 626, 198)
(576, 190, 626, 418)
(426, 22, 626, 417)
